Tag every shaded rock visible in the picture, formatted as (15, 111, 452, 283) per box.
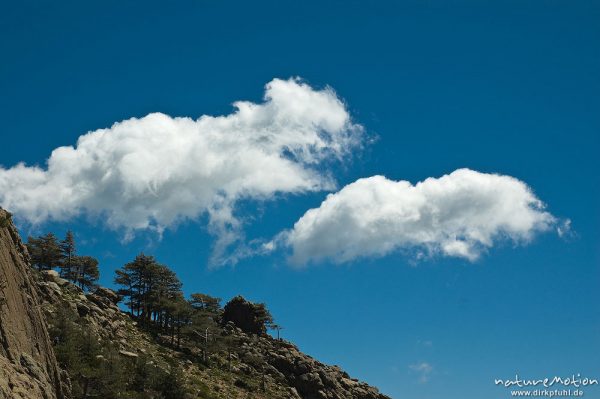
(85, 293, 111, 309)
(94, 287, 120, 304)
(76, 302, 90, 317)
(296, 372, 326, 397)
(20, 352, 47, 382)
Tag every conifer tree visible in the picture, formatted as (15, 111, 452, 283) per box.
(114, 269, 134, 315)
(189, 293, 221, 314)
(114, 254, 157, 319)
(222, 296, 274, 335)
(27, 233, 62, 271)
(26, 236, 43, 269)
(59, 230, 77, 280)
(75, 256, 100, 291)
(114, 254, 186, 333)
(150, 265, 182, 325)
(169, 295, 192, 348)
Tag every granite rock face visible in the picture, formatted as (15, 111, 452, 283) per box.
(0, 209, 67, 399)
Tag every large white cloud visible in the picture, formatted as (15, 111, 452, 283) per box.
(277, 169, 559, 265)
(0, 78, 363, 262)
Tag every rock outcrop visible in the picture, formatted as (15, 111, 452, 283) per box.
(0, 209, 67, 399)
(37, 270, 391, 399)
(0, 208, 391, 399)
(223, 322, 389, 399)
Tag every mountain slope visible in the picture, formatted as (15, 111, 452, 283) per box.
(0, 209, 391, 399)
(38, 271, 391, 399)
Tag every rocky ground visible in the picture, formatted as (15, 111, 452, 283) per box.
(37, 269, 390, 399)
(1, 207, 390, 399)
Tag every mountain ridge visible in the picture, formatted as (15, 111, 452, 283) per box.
(0, 208, 391, 399)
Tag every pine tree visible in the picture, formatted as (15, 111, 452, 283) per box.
(149, 265, 182, 326)
(59, 231, 77, 281)
(26, 236, 43, 270)
(114, 254, 157, 319)
(183, 301, 221, 362)
(75, 256, 99, 291)
(222, 296, 274, 335)
(189, 293, 221, 314)
(27, 233, 62, 271)
(114, 254, 185, 333)
(168, 295, 192, 348)
(114, 269, 134, 316)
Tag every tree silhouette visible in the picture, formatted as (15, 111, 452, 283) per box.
(222, 296, 274, 335)
(27, 233, 62, 271)
(59, 231, 77, 280)
(75, 256, 99, 291)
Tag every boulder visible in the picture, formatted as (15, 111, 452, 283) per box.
(296, 372, 326, 397)
(94, 287, 120, 304)
(41, 269, 60, 281)
(76, 302, 90, 317)
(41, 270, 69, 286)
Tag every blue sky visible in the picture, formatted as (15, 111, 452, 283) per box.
(1, 1, 599, 398)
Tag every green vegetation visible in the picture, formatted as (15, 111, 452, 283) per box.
(27, 231, 99, 291)
(222, 296, 274, 335)
(112, 253, 261, 363)
(50, 305, 188, 399)
(27, 230, 278, 341)
(27, 233, 62, 271)
(29, 229, 283, 398)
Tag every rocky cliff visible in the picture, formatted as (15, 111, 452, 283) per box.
(0, 209, 67, 399)
(0, 208, 391, 399)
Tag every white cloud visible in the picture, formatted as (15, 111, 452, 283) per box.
(0, 78, 363, 263)
(409, 362, 433, 383)
(277, 168, 559, 265)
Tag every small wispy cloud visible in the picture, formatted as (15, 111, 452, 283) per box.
(417, 339, 433, 349)
(409, 362, 434, 383)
